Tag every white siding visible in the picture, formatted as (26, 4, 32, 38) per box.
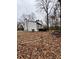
(28, 22, 38, 31)
(24, 21, 38, 31)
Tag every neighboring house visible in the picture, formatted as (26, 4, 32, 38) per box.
(49, 1, 61, 27)
(55, 1, 61, 27)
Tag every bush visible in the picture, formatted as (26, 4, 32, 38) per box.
(49, 26, 61, 31)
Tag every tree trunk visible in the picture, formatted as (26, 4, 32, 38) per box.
(47, 13, 49, 30)
(26, 20, 28, 31)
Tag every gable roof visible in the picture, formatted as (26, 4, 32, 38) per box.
(36, 20, 43, 25)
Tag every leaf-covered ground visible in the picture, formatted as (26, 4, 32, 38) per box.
(17, 32, 61, 59)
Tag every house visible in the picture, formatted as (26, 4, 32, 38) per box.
(24, 20, 44, 31)
(49, 1, 61, 27)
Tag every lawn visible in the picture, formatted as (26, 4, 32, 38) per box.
(17, 31, 61, 59)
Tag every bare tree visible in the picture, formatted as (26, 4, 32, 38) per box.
(28, 12, 36, 21)
(20, 14, 28, 31)
(18, 12, 36, 31)
(36, 0, 57, 30)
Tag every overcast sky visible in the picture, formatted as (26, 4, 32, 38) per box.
(17, 0, 58, 25)
(17, 0, 45, 22)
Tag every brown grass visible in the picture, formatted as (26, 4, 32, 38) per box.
(17, 31, 61, 59)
